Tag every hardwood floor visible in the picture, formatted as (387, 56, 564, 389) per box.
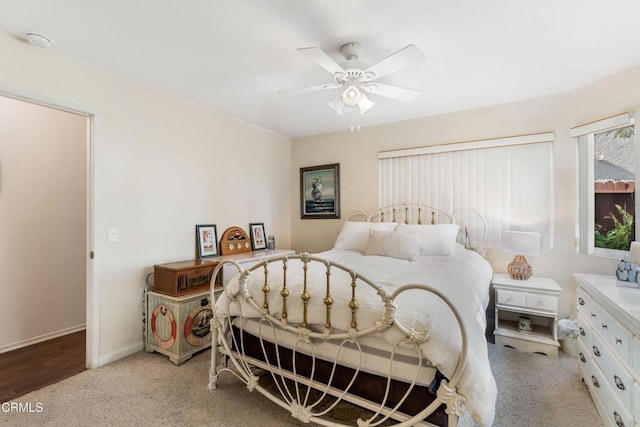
(0, 330, 86, 402)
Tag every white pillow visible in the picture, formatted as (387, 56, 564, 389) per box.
(364, 229, 420, 261)
(396, 223, 460, 256)
(333, 221, 397, 252)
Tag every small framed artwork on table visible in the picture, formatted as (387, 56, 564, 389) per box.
(249, 223, 267, 250)
(196, 224, 218, 258)
(300, 163, 340, 219)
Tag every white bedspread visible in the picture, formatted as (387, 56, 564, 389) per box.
(216, 248, 496, 426)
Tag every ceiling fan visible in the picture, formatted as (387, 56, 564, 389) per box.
(281, 42, 426, 115)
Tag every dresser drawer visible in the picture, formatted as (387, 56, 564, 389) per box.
(583, 353, 634, 427)
(525, 293, 557, 312)
(604, 314, 632, 365)
(593, 334, 633, 410)
(496, 289, 525, 307)
(587, 300, 609, 334)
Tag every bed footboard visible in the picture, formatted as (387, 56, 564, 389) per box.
(208, 253, 468, 427)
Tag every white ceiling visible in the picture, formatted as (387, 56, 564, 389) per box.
(2, 1, 640, 138)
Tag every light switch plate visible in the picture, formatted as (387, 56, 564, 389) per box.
(107, 227, 119, 243)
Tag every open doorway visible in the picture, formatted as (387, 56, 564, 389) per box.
(0, 93, 92, 398)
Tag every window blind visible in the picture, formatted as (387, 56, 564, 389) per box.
(378, 133, 555, 250)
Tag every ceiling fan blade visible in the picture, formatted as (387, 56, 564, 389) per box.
(361, 83, 421, 103)
(298, 47, 346, 75)
(279, 83, 342, 95)
(361, 44, 425, 81)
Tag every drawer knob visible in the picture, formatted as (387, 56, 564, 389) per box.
(614, 375, 626, 391)
(591, 375, 600, 388)
(615, 337, 623, 345)
(601, 323, 608, 330)
(506, 297, 513, 303)
(578, 297, 585, 305)
(591, 312, 596, 318)
(579, 327, 586, 336)
(614, 410, 625, 426)
(579, 353, 586, 363)
(537, 301, 543, 307)
(592, 345, 601, 357)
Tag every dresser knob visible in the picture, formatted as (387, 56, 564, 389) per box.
(616, 337, 623, 345)
(592, 375, 600, 388)
(579, 353, 586, 363)
(580, 327, 586, 336)
(592, 345, 601, 357)
(506, 297, 513, 303)
(591, 313, 596, 318)
(614, 410, 625, 426)
(537, 301, 543, 306)
(601, 323, 608, 330)
(578, 297, 585, 305)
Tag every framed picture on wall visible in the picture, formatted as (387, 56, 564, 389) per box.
(196, 224, 218, 258)
(249, 223, 267, 250)
(300, 163, 340, 219)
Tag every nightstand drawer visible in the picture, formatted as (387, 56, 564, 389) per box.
(525, 293, 557, 312)
(496, 289, 525, 307)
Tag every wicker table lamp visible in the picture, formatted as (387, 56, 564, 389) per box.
(503, 231, 541, 280)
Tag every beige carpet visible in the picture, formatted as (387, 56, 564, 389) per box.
(1, 343, 601, 427)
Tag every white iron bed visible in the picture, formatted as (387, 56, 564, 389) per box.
(208, 205, 496, 426)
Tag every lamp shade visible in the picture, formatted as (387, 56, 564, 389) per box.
(502, 231, 541, 256)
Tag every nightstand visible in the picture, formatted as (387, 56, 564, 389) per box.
(492, 273, 561, 357)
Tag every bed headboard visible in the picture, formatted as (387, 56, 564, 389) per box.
(347, 203, 487, 253)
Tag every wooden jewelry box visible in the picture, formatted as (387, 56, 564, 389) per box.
(153, 259, 221, 296)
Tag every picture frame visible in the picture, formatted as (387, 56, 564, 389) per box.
(249, 223, 267, 250)
(300, 163, 340, 219)
(196, 224, 218, 258)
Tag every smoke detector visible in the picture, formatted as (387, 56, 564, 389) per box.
(24, 32, 53, 48)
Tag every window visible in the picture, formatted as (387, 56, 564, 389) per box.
(573, 113, 636, 256)
(378, 133, 555, 250)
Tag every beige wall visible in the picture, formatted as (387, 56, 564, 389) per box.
(0, 30, 292, 365)
(292, 66, 640, 320)
(0, 96, 87, 351)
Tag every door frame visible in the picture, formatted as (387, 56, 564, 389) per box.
(0, 89, 97, 368)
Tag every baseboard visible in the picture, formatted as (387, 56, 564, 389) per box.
(97, 341, 144, 367)
(0, 324, 86, 354)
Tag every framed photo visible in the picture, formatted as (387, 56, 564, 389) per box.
(300, 163, 340, 219)
(196, 224, 218, 258)
(249, 223, 267, 250)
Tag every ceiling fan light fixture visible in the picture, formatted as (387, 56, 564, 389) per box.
(342, 84, 361, 106)
(357, 94, 375, 114)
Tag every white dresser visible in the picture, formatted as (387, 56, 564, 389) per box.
(575, 273, 640, 427)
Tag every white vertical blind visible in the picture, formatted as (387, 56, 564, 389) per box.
(379, 134, 555, 250)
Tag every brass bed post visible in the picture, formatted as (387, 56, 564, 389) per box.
(404, 205, 409, 224)
(431, 211, 436, 224)
(417, 206, 422, 224)
(348, 272, 359, 329)
(261, 262, 270, 310)
(323, 264, 332, 330)
(301, 259, 310, 328)
(281, 259, 289, 320)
